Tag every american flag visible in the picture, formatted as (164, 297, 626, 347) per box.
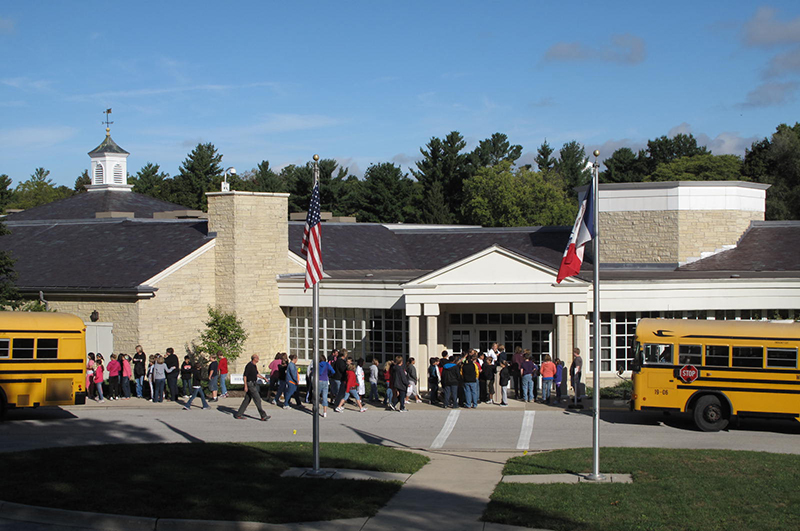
(302, 181, 323, 291)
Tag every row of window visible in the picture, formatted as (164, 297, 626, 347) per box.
(0, 338, 59, 359)
(589, 309, 800, 373)
(643, 343, 798, 369)
(450, 313, 554, 326)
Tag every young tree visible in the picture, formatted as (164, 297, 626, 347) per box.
(247, 160, 285, 193)
(197, 306, 248, 362)
(601, 147, 649, 183)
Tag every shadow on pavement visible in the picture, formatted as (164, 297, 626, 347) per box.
(1, 407, 78, 422)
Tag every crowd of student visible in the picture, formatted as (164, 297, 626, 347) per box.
(84, 346, 229, 405)
(84, 342, 583, 416)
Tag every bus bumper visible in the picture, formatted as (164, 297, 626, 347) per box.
(75, 392, 87, 405)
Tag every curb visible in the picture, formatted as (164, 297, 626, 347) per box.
(0, 500, 369, 531)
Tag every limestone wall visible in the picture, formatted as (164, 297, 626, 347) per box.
(600, 211, 680, 263)
(208, 192, 290, 374)
(677, 210, 762, 263)
(49, 300, 139, 355)
(137, 245, 217, 358)
(600, 209, 761, 264)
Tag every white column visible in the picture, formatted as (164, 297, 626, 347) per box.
(422, 303, 440, 392)
(554, 302, 571, 363)
(407, 303, 421, 366)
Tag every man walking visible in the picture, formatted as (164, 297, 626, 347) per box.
(391, 355, 409, 412)
(235, 354, 270, 421)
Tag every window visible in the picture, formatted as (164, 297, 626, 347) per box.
(478, 330, 498, 353)
(530, 330, 551, 365)
(93, 163, 104, 184)
(36, 338, 58, 359)
(0, 338, 9, 358)
(732, 346, 763, 368)
(705, 345, 729, 367)
(451, 330, 470, 354)
(678, 345, 702, 365)
(767, 348, 798, 369)
(642, 343, 673, 365)
(528, 313, 553, 325)
(12, 338, 34, 359)
(714, 310, 736, 321)
(503, 330, 523, 353)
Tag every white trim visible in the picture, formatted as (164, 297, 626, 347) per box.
(141, 240, 216, 286)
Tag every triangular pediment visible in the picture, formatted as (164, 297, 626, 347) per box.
(404, 245, 577, 287)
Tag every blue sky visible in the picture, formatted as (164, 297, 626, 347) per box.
(1, 1, 800, 187)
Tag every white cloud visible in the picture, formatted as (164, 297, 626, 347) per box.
(1, 77, 52, 91)
(742, 6, 800, 47)
(391, 153, 416, 165)
(74, 81, 282, 101)
(529, 97, 555, 108)
(0, 126, 77, 150)
(765, 46, 800, 77)
(543, 34, 646, 65)
(739, 81, 799, 107)
(0, 16, 14, 34)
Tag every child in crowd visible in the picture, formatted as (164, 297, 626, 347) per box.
(428, 357, 440, 405)
(107, 354, 121, 400)
(183, 361, 210, 410)
(335, 360, 367, 413)
(93, 356, 105, 402)
(368, 358, 380, 403)
(121, 354, 133, 399)
(180, 356, 193, 398)
(146, 354, 155, 400)
(382, 360, 394, 407)
(86, 353, 96, 400)
(498, 360, 510, 407)
(356, 358, 366, 401)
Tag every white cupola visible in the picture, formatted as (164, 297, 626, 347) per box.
(87, 127, 132, 192)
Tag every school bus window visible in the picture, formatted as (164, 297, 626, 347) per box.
(36, 338, 58, 359)
(705, 345, 730, 367)
(643, 343, 673, 364)
(732, 346, 764, 368)
(12, 338, 34, 359)
(766, 348, 798, 369)
(0, 338, 9, 358)
(678, 345, 702, 365)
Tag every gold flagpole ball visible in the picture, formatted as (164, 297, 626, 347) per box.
(593, 150, 600, 157)
(313, 154, 319, 161)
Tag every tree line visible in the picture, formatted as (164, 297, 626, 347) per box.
(1, 123, 799, 223)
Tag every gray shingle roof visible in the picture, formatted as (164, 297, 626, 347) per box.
(1, 219, 211, 291)
(5, 190, 190, 221)
(88, 134, 129, 155)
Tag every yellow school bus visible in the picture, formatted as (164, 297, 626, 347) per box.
(0, 312, 87, 417)
(630, 318, 800, 431)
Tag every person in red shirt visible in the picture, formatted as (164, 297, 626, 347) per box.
(539, 354, 557, 404)
(218, 354, 229, 398)
(335, 361, 367, 413)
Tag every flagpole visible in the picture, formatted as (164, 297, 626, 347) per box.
(311, 155, 322, 475)
(587, 149, 605, 481)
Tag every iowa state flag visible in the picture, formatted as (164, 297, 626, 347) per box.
(556, 181, 595, 283)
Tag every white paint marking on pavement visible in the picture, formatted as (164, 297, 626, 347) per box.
(431, 409, 460, 449)
(516, 411, 536, 450)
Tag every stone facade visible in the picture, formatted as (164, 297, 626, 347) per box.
(207, 192, 290, 374)
(601, 209, 763, 264)
(137, 243, 217, 358)
(49, 299, 139, 355)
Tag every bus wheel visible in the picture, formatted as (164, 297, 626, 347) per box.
(693, 395, 728, 432)
(0, 391, 7, 420)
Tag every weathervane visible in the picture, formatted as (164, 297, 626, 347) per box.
(102, 108, 113, 135)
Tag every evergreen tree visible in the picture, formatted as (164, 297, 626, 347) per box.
(534, 140, 556, 173)
(357, 163, 413, 223)
(470, 133, 522, 167)
(554, 141, 591, 191)
(645, 133, 709, 174)
(74, 170, 91, 193)
(0, 174, 13, 213)
(0, 218, 19, 308)
(248, 160, 285, 193)
(412, 131, 472, 223)
(8, 168, 74, 210)
(601, 147, 649, 183)
(166, 143, 224, 211)
(131, 163, 168, 197)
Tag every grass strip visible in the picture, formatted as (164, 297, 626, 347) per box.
(0, 442, 428, 523)
(485, 447, 800, 531)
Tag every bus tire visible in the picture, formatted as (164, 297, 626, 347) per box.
(693, 394, 728, 432)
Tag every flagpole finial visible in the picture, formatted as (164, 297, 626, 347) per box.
(313, 154, 319, 161)
(593, 150, 600, 158)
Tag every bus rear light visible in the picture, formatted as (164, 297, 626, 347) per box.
(632, 394, 637, 400)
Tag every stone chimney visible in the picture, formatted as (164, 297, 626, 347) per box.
(206, 191, 290, 365)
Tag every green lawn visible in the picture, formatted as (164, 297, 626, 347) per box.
(484, 447, 800, 531)
(0, 442, 428, 523)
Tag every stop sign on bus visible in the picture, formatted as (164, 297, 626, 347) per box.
(679, 365, 699, 383)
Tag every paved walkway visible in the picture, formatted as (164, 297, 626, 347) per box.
(0, 450, 550, 531)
